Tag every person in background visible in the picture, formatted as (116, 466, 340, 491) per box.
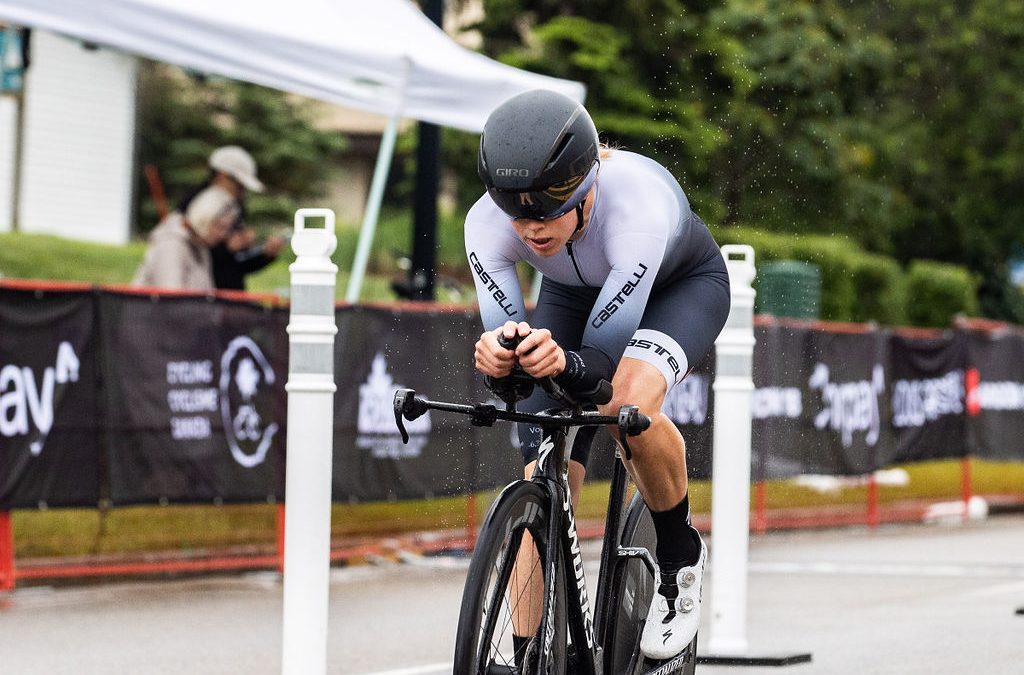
(132, 186, 240, 291)
(191, 145, 286, 291)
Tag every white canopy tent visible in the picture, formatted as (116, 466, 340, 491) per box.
(0, 0, 585, 298)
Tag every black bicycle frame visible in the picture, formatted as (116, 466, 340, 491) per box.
(392, 388, 653, 674)
(530, 415, 657, 675)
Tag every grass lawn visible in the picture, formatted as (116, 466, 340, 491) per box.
(10, 459, 1023, 559)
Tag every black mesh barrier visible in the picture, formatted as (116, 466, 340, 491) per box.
(331, 305, 486, 502)
(99, 291, 285, 505)
(2, 282, 1024, 510)
(965, 330, 1024, 462)
(798, 329, 893, 476)
(0, 287, 101, 508)
(751, 323, 813, 480)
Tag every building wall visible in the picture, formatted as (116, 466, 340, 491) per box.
(0, 96, 16, 232)
(18, 31, 137, 244)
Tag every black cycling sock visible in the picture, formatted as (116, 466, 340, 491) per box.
(650, 493, 702, 571)
(513, 634, 531, 666)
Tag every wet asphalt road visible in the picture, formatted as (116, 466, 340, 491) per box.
(1, 514, 1022, 675)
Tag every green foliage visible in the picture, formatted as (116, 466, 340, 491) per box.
(135, 63, 347, 233)
(905, 260, 980, 328)
(714, 226, 971, 326)
(456, 0, 1024, 322)
(849, 255, 906, 326)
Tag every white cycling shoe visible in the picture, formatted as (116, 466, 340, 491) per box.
(640, 538, 707, 661)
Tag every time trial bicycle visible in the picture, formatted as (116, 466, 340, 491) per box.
(393, 338, 697, 674)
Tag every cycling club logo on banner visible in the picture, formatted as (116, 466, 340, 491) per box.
(357, 352, 431, 459)
(809, 363, 885, 448)
(0, 341, 80, 456)
(219, 336, 278, 468)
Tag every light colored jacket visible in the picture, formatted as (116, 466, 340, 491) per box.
(131, 213, 214, 291)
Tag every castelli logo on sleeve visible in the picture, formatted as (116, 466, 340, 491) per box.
(219, 336, 278, 468)
(0, 341, 80, 456)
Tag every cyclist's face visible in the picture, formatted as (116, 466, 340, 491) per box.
(510, 188, 592, 257)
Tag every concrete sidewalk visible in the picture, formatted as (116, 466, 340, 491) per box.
(2, 513, 1022, 674)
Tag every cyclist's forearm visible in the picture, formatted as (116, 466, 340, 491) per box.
(554, 346, 614, 394)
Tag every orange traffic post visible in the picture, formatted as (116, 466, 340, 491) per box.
(276, 502, 287, 574)
(960, 457, 973, 524)
(0, 511, 14, 591)
(465, 494, 478, 552)
(753, 482, 768, 536)
(867, 472, 879, 529)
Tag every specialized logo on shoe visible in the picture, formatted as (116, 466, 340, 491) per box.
(662, 629, 673, 644)
(357, 352, 431, 458)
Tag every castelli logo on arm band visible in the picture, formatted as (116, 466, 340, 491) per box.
(469, 251, 518, 317)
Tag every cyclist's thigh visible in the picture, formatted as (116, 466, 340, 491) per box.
(625, 256, 731, 393)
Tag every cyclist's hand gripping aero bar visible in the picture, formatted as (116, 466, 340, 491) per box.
(393, 333, 650, 459)
(488, 332, 613, 410)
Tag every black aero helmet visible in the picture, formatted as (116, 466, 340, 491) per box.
(478, 89, 599, 220)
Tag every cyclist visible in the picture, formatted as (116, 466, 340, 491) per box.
(466, 89, 730, 662)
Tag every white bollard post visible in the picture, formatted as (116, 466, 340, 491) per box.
(708, 244, 757, 656)
(281, 209, 338, 675)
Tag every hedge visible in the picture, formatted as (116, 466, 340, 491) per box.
(905, 260, 980, 328)
(713, 225, 974, 327)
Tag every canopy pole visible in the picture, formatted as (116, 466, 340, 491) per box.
(345, 105, 404, 303)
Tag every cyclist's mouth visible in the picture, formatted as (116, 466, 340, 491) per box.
(526, 236, 556, 253)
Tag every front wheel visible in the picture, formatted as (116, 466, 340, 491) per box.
(453, 480, 567, 674)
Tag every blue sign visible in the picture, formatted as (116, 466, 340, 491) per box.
(0, 27, 25, 93)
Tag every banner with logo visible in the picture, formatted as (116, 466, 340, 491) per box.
(888, 332, 967, 464)
(803, 330, 893, 475)
(751, 324, 812, 480)
(99, 293, 286, 505)
(0, 288, 101, 508)
(333, 306, 486, 501)
(3, 284, 1024, 511)
(965, 330, 1024, 462)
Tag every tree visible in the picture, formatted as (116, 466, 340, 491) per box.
(135, 62, 347, 232)
(464, 1, 894, 240)
(849, 0, 1024, 319)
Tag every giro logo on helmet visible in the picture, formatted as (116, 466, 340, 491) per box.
(496, 168, 530, 177)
